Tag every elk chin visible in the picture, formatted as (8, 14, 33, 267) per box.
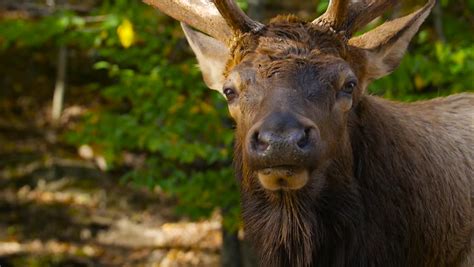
(257, 167, 309, 191)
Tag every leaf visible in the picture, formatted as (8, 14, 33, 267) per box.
(93, 61, 110, 70)
(414, 75, 425, 91)
(117, 19, 135, 48)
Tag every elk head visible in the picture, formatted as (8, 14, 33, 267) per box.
(144, 0, 436, 193)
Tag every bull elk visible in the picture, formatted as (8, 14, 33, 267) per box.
(144, 0, 473, 265)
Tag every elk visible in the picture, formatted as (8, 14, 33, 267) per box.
(144, 0, 473, 266)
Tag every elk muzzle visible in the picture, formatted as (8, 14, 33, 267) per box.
(246, 112, 320, 191)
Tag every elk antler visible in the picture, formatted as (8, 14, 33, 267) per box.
(143, 0, 263, 43)
(143, 0, 232, 42)
(313, 0, 397, 36)
(213, 0, 264, 34)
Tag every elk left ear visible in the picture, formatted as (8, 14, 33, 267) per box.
(181, 23, 230, 91)
(349, 0, 436, 81)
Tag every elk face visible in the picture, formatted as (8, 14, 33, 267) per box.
(220, 24, 361, 191)
(146, 0, 436, 192)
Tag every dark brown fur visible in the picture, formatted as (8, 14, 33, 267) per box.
(236, 94, 473, 267)
(229, 17, 473, 267)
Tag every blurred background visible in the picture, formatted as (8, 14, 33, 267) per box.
(0, 0, 472, 266)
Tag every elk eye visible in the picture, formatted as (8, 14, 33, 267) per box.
(341, 81, 357, 95)
(223, 87, 238, 102)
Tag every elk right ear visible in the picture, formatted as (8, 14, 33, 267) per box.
(181, 23, 230, 91)
(349, 0, 435, 81)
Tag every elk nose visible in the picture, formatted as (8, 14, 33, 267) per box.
(248, 112, 317, 166)
(253, 127, 310, 154)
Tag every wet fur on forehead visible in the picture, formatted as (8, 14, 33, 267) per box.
(225, 15, 349, 78)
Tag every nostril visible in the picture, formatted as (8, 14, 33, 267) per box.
(296, 128, 311, 149)
(252, 131, 270, 153)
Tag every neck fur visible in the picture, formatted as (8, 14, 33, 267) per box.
(235, 136, 363, 266)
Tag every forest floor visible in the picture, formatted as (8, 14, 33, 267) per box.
(0, 93, 222, 266)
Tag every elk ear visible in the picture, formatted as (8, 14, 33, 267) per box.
(181, 23, 229, 91)
(349, 0, 435, 81)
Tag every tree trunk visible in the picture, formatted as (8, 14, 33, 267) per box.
(221, 228, 242, 267)
(52, 46, 67, 124)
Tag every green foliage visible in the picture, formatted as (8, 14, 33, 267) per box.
(367, 0, 474, 99)
(0, 0, 239, 229)
(65, 2, 239, 228)
(369, 41, 474, 100)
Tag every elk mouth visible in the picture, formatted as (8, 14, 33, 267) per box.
(257, 166, 309, 191)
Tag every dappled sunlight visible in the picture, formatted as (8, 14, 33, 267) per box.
(15, 181, 102, 208)
(98, 217, 221, 249)
(0, 138, 222, 266)
(0, 128, 222, 266)
(0, 240, 101, 258)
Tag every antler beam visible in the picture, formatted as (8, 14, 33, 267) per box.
(143, 0, 232, 42)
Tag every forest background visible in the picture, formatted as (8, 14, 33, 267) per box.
(0, 0, 473, 266)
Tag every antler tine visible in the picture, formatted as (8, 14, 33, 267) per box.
(313, 0, 351, 30)
(213, 0, 264, 34)
(313, 0, 397, 37)
(143, 0, 232, 43)
(345, 0, 398, 35)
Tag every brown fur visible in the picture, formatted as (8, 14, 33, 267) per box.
(235, 94, 473, 267)
(226, 17, 473, 266)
